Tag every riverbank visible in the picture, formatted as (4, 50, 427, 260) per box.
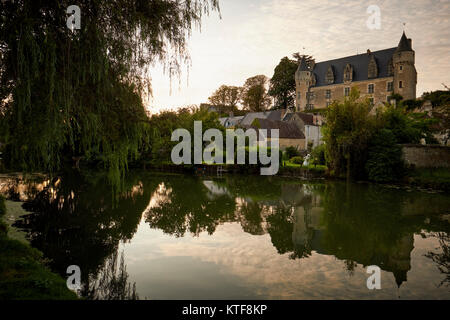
(140, 162, 449, 192)
(0, 195, 78, 300)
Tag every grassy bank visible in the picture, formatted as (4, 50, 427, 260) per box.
(0, 195, 78, 300)
(406, 168, 450, 192)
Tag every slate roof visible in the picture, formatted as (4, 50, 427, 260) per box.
(283, 112, 316, 126)
(312, 47, 396, 87)
(396, 32, 413, 53)
(239, 109, 285, 126)
(250, 118, 305, 139)
(218, 116, 244, 127)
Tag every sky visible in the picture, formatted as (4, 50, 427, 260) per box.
(147, 0, 450, 113)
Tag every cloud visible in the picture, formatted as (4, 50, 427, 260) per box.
(148, 0, 450, 111)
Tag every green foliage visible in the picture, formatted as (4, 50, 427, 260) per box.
(311, 144, 326, 166)
(268, 57, 297, 109)
(421, 90, 450, 107)
(0, 237, 78, 299)
(0, 0, 220, 185)
(147, 107, 223, 164)
(0, 195, 5, 217)
(208, 85, 242, 108)
(290, 156, 304, 165)
(380, 106, 423, 143)
(0, 195, 6, 235)
(241, 75, 271, 112)
(284, 146, 300, 159)
(322, 89, 375, 179)
(366, 129, 404, 182)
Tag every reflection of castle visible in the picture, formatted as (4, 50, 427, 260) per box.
(288, 191, 414, 288)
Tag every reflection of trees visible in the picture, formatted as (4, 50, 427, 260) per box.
(236, 201, 265, 235)
(14, 169, 158, 298)
(425, 232, 450, 287)
(146, 177, 236, 237)
(83, 251, 139, 300)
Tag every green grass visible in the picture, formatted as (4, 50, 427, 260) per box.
(283, 161, 327, 172)
(0, 196, 78, 300)
(410, 168, 450, 183)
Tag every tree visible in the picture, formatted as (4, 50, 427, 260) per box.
(0, 0, 220, 184)
(208, 85, 242, 108)
(322, 89, 375, 180)
(268, 57, 297, 110)
(241, 75, 271, 112)
(292, 53, 314, 67)
(365, 129, 404, 182)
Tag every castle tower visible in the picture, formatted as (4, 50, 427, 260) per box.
(295, 58, 312, 111)
(393, 32, 417, 100)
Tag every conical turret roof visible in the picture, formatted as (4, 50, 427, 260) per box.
(298, 57, 309, 71)
(395, 32, 412, 53)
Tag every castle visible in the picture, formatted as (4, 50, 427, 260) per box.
(295, 32, 417, 111)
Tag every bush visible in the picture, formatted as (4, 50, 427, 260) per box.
(284, 146, 300, 159)
(0, 195, 7, 237)
(0, 195, 5, 217)
(290, 156, 304, 165)
(365, 129, 404, 182)
(311, 144, 326, 166)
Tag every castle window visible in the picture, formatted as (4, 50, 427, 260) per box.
(326, 90, 331, 99)
(326, 66, 335, 84)
(399, 65, 403, 71)
(368, 84, 374, 94)
(399, 81, 403, 88)
(387, 81, 393, 92)
(297, 92, 301, 100)
(368, 55, 378, 79)
(326, 102, 331, 107)
(344, 87, 350, 96)
(369, 98, 374, 105)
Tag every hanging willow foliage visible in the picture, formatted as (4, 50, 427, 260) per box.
(0, 0, 220, 186)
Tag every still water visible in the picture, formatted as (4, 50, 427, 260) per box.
(1, 171, 450, 299)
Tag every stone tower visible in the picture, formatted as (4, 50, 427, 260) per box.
(295, 58, 313, 111)
(393, 32, 417, 100)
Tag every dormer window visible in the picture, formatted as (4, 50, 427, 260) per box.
(344, 64, 353, 82)
(368, 55, 378, 79)
(387, 58, 394, 76)
(326, 66, 334, 84)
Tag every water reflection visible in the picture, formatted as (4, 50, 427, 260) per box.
(2, 171, 449, 299)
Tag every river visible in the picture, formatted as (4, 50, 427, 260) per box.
(1, 170, 449, 299)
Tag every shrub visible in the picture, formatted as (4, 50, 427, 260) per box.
(0, 195, 5, 217)
(366, 129, 404, 182)
(311, 144, 326, 166)
(284, 146, 300, 159)
(0, 195, 7, 235)
(290, 156, 304, 165)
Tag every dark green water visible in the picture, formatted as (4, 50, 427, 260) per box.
(1, 171, 450, 299)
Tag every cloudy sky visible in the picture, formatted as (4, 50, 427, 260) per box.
(147, 0, 450, 113)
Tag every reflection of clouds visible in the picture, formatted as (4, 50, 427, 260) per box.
(121, 221, 450, 299)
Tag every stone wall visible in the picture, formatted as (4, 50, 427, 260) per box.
(401, 144, 450, 168)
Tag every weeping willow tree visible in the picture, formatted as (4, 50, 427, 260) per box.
(0, 0, 220, 185)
